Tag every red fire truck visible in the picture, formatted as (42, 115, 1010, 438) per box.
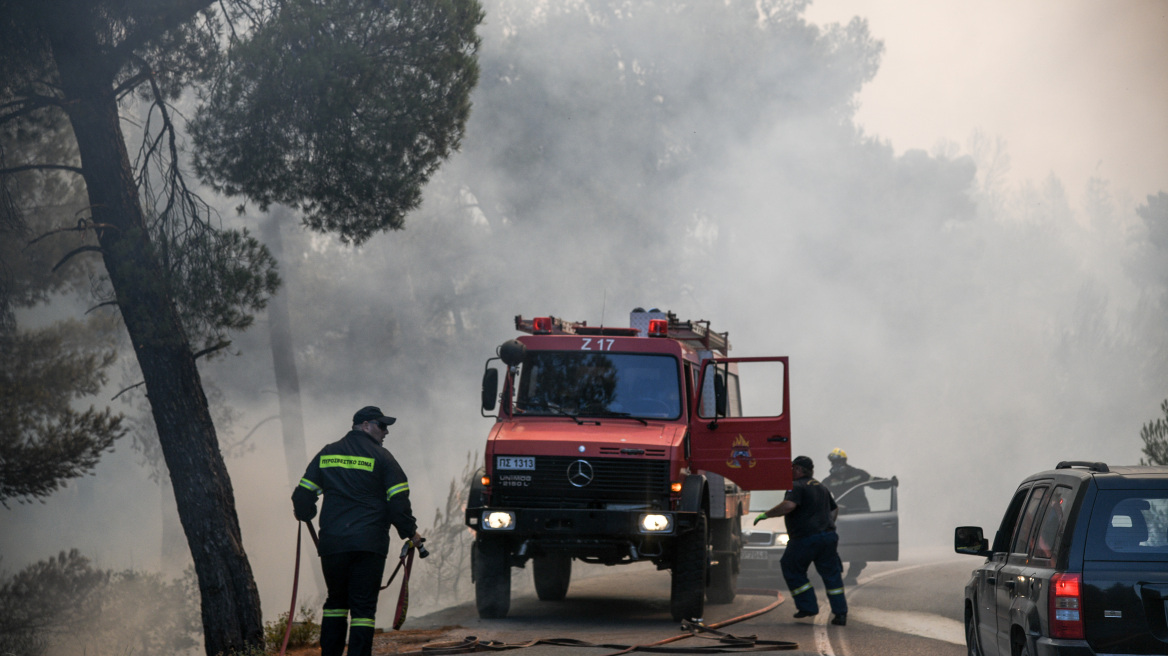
(466, 309, 792, 621)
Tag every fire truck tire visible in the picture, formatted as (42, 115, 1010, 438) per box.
(473, 537, 511, 619)
(532, 554, 572, 601)
(670, 514, 708, 622)
(706, 516, 740, 604)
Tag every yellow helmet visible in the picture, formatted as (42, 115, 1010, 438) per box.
(828, 447, 847, 461)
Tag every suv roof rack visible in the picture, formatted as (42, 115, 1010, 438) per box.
(1056, 460, 1110, 473)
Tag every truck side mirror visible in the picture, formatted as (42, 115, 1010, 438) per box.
(713, 373, 727, 417)
(954, 526, 991, 557)
(481, 368, 499, 411)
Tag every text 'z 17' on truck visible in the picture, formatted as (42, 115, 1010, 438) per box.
(465, 308, 793, 621)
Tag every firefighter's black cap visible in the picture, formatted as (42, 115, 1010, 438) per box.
(792, 455, 814, 472)
(353, 406, 396, 426)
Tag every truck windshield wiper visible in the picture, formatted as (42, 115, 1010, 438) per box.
(516, 401, 585, 425)
(586, 410, 649, 426)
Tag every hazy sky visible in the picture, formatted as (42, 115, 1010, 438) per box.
(805, 0, 1168, 199)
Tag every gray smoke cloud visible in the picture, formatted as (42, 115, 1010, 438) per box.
(2, 0, 1164, 636)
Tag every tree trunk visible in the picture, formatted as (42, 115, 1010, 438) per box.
(261, 210, 326, 592)
(48, 26, 264, 656)
(161, 475, 191, 574)
(261, 210, 309, 487)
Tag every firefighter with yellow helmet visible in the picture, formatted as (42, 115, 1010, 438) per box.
(821, 448, 872, 584)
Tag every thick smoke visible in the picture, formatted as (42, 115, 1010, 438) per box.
(2, 0, 1164, 640)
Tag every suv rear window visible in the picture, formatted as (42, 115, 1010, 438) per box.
(1086, 491, 1168, 560)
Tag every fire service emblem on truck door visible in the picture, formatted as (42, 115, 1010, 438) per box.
(567, 460, 594, 487)
(726, 435, 757, 469)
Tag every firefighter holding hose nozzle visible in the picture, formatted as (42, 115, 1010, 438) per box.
(292, 406, 424, 656)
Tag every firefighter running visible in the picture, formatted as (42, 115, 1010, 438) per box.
(753, 455, 848, 626)
(292, 406, 424, 656)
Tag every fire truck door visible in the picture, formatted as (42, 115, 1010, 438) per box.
(689, 357, 791, 491)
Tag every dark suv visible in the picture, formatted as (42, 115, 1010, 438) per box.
(954, 461, 1168, 656)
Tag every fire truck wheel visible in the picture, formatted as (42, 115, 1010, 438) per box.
(532, 554, 572, 601)
(670, 514, 708, 622)
(473, 537, 511, 619)
(706, 516, 740, 604)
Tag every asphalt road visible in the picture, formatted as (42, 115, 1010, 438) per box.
(407, 547, 975, 655)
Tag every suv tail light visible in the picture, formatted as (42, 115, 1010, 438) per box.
(1050, 572, 1084, 639)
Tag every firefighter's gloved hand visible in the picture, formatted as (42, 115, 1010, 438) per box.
(753, 513, 767, 526)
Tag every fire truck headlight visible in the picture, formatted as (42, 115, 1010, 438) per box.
(639, 513, 673, 533)
(483, 511, 516, 530)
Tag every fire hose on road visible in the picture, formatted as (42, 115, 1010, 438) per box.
(279, 522, 797, 655)
(406, 593, 798, 655)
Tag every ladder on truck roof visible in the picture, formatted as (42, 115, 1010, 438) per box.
(665, 313, 730, 356)
(514, 312, 730, 356)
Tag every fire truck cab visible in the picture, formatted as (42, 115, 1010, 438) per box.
(466, 309, 792, 621)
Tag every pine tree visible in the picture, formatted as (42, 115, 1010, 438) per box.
(1, 1, 481, 652)
(1139, 400, 1168, 466)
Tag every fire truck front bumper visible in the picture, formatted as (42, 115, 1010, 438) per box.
(466, 507, 700, 537)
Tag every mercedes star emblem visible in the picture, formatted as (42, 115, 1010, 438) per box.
(567, 459, 594, 487)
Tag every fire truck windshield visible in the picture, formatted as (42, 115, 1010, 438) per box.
(514, 351, 681, 420)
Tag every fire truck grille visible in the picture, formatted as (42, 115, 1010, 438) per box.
(493, 456, 671, 508)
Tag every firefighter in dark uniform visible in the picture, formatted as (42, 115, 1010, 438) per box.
(821, 448, 871, 512)
(821, 447, 877, 584)
(753, 455, 847, 625)
(292, 406, 423, 656)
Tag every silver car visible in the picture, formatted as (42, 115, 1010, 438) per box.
(739, 477, 900, 587)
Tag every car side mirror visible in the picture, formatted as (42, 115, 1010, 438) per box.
(954, 526, 991, 557)
(481, 368, 499, 412)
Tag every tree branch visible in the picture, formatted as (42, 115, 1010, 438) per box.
(0, 163, 84, 176)
(0, 95, 64, 126)
(27, 218, 119, 247)
(112, 70, 152, 100)
(85, 301, 120, 315)
(51, 246, 103, 272)
(112, 381, 146, 401)
(111, 0, 220, 64)
(240, 415, 280, 444)
(111, 344, 229, 402)
(193, 340, 231, 360)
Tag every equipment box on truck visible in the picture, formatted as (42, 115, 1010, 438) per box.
(465, 309, 793, 620)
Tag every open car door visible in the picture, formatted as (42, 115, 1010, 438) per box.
(689, 357, 791, 491)
(835, 478, 900, 562)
